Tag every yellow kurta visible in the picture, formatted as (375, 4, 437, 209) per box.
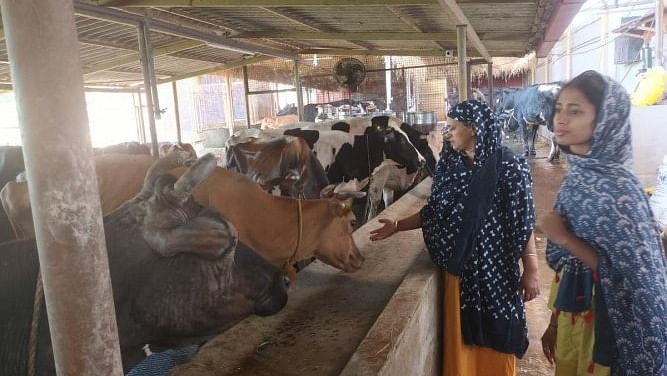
(548, 271, 610, 376)
(443, 271, 515, 376)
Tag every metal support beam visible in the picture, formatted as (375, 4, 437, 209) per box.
(243, 65, 252, 127)
(544, 55, 550, 83)
(224, 74, 235, 135)
(599, 9, 608, 74)
(298, 48, 522, 57)
(157, 55, 275, 84)
(74, 2, 298, 60)
(232, 31, 527, 41)
(138, 22, 160, 157)
(248, 88, 297, 95)
(566, 26, 572, 79)
(293, 59, 304, 121)
(172, 81, 182, 143)
(253, 7, 371, 49)
(91, 0, 537, 5)
(658, 0, 665, 68)
(457, 24, 468, 102)
(437, 0, 491, 61)
(487, 62, 494, 107)
(0, 1, 123, 375)
(386, 6, 446, 50)
(84, 40, 205, 75)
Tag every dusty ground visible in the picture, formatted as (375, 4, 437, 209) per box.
(515, 141, 568, 376)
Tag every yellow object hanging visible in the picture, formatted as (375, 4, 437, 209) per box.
(631, 67, 667, 107)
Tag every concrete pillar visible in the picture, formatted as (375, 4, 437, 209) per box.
(0, 1, 123, 374)
(294, 59, 304, 121)
(457, 24, 468, 102)
(172, 81, 182, 143)
(138, 21, 159, 157)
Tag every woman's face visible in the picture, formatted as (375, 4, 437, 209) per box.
(553, 86, 597, 155)
(444, 118, 475, 153)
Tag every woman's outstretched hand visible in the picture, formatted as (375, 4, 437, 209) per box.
(370, 219, 399, 241)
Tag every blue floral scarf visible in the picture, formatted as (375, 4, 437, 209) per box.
(546, 73, 667, 375)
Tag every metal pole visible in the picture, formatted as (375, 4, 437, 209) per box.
(225, 74, 235, 135)
(456, 24, 468, 102)
(600, 9, 608, 74)
(566, 26, 572, 80)
(384, 56, 392, 112)
(293, 59, 304, 121)
(545, 55, 550, 83)
(243, 65, 252, 128)
(135, 90, 147, 143)
(172, 81, 182, 143)
(138, 22, 159, 157)
(140, 21, 161, 121)
(487, 62, 494, 107)
(0, 1, 123, 375)
(657, 0, 664, 68)
(403, 67, 409, 113)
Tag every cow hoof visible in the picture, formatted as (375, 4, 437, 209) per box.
(530, 150, 537, 157)
(523, 150, 530, 157)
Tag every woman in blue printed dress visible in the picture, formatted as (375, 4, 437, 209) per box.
(371, 100, 540, 375)
(539, 70, 667, 375)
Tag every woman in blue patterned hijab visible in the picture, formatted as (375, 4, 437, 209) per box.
(539, 70, 667, 375)
(371, 100, 539, 375)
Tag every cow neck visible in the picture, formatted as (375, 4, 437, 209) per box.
(282, 198, 302, 282)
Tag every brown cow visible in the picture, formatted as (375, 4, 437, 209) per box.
(2, 153, 364, 273)
(260, 114, 299, 129)
(225, 136, 329, 199)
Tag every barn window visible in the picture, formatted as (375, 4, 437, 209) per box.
(614, 16, 643, 65)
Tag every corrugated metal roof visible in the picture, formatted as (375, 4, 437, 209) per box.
(0, 0, 562, 88)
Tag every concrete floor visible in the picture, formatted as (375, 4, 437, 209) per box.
(516, 143, 568, 376)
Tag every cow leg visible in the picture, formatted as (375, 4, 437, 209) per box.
(548, 134, 560, 162)
(530, 125, 538, 156)
(382, 187, 395, 209)
(521, 124, 530, 157)
(145, 211, 238, 260)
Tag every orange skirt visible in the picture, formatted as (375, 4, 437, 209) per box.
(443, 271, 516, 376)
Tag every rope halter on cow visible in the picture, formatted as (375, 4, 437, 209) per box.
(283, 198, 303, 282)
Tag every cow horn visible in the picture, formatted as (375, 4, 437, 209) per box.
(134, 150, 196, 200)
(172, 153, 217, 201)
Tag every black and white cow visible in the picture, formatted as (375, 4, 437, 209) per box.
(495, 84, 561, 161)
(232, 116, 429, 221)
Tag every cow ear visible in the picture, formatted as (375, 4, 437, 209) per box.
(330, 198, 354, 217)
(334, 191, 366, 200)
(320, 184, 336, 198)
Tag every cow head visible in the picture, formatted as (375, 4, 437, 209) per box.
(317, 187, 366, 272)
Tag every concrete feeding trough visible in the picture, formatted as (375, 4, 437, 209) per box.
(171, 179, 441, 376)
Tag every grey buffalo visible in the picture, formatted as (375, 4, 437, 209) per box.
(0, 153, 288, 375)
(494, 84, 562, 161)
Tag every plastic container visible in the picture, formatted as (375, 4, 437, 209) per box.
(650, 155, 667, 227)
